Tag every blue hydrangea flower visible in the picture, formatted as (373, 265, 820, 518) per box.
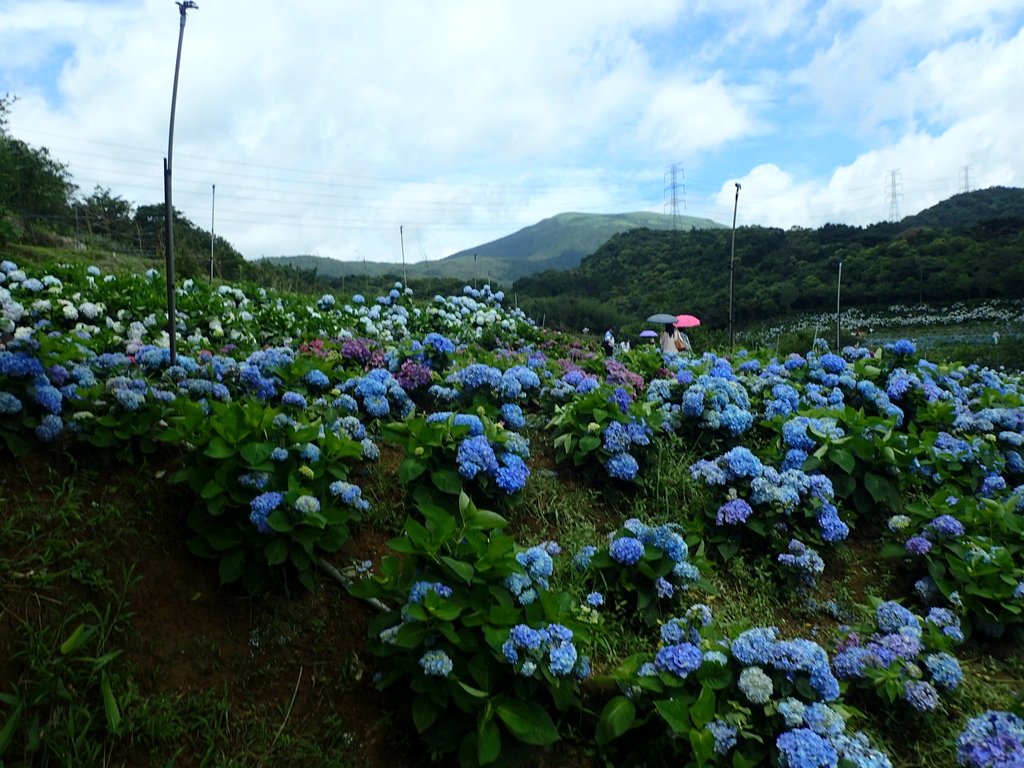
(605, 452, 639, 481)
(903, 680, 939, 711)
(923, 652, 962, 691)
(654, 643, 702, 678)
(35, 413, 64, 442)
(418, 649, 453, 677)
(957, 711, 1024, 768)
(408, 581, 453, 603)
(294, 495, 320, 515)
(706, 719, 738, 755)
(731, 627, 779, 665)
(281, 391, 307, 409)
(250, 491, 284, 534)
(573, 545, 598, 570)
(655, 577, 675, 599)
(738, 666, 774, 704)
(778, 698, 807, 728)
(717, 498, 753, 525)
(609, 536, 645, 565)
(905, 536, 932, 555)
(776, 728, 838, 768)
(456, 435, 499, 479)
(876, 601, 918, 633)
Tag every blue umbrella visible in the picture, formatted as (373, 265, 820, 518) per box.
(646, 313, 677, 324)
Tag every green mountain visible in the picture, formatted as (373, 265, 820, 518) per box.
(261, 211, 725, 284)
(435, 211, 724, 282)
(902, 186, 1024, 229)
(513, 187, 1024, 333)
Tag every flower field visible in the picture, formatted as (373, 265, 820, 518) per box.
(2, 254, 1023, 768)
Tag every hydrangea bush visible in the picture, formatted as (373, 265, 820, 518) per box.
(3, 256, 1024, 766)
(597, 605, 894, 767)
(350, 492, 592, 766)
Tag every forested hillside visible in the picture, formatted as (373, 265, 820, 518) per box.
(514, 188, 1024, 332)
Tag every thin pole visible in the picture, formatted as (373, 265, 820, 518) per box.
(209, 183, 215, 283)
(163, 0, 198, 365)
(836, 257, 844, 350)
(399, 225, 407, 286)
(728, 183, 741, 350)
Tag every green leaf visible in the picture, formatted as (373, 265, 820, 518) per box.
(732, 750, 760, 768)
(240, 441, 277, 466)
(205, 527, 244, 551)
(204, 436, 236, 459)
(432, 468, 464, 495)
(596, 695, 635, 745)
(264, 537, 289, 565)
(654, 697, 691, 735)
(398, 457, 426, 484)
(101, 672, 123, 734)
(690, 685, 716, 728)
(469, 508, 509, 530)
(578, 435, 601, 453)
(690, 727, 715, 765)
(441, 556, 475, 585)
(494, 697, 559, 746)
(199, 478, 224, 500)
(478, 716, 501, 765)
(832, 473, 856, 498)
(60, 623, 91, 655)
(457, 682, 489, 699)
(218, 549, 246, 584)
(0, 699, 23, 755)
(412, 695, 438, 734)
(828, 447, 856, 474)
(696, 661, 732, 690)
(864, 472, 896, 506)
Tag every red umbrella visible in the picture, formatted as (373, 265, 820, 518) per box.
(674, 314, 701, 328)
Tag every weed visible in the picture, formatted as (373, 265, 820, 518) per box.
(0, 594, 134, 766)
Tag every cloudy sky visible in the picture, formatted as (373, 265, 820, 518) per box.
(3, 0, 1023, 264)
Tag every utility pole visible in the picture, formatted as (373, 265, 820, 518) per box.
(399, 225, 407, 287)
(163, 0, 198, 365)
(209, 183, 215, 283)
(663, 163, 685, 230)
(836, 254, 844, 350)
(886, 170, 903, 222)
(728, 183, 741, 350)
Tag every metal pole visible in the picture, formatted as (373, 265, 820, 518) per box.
(399, 225, 407, 286)
(163, 0, 197, 365)
(836, 257, 844, 350)
(728, 183, 741, 350)
(209, 183, 215, 283)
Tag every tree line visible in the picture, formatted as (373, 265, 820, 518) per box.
(1, 94, 246, 281)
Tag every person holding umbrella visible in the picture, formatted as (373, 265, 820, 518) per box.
(660, 322, 689, 355)
(646, 313, 694, 356)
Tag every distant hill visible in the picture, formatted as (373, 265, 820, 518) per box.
(435, 211, 724, 282)
(512, 186, 1024, 333)
(261, 211, 724, 284)
(901, 186, 1024, 229)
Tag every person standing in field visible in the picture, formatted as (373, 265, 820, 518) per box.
(660, 323, 688, 355)
(603, 328, 616, 356)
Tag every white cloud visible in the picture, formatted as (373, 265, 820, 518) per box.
(2, 0, 1022, 264)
